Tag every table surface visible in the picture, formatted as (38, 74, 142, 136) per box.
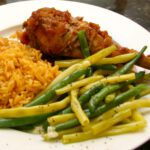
(0, 0, 150, 149)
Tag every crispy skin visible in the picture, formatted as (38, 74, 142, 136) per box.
(21, 7, 150, 69)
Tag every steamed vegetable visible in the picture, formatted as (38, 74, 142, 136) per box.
(55, 84, 147, 131)
(112, 46, 147, 76)
(88, 84, 124, 113)
(78, 30, 90, 57)
(71, 90, 89, 126)
(61, 84, 104, 114)
(55, 53, 136, 68)
(57, 73, 135, 95)
(0, 97, 70, 118)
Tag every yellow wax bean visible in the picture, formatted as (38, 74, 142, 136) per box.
(116, 99, 150, 112)
(98, 53, 136, 65)
(62, 130, 93, 144)
(105, 93, 116, 103)
(58, 126, 82, 137)
(83, 99, 150, 132)
(62, 120, 146, 144)
(55, 59, 82, 68)
(71, 90, 90, 126)
(50, 60, 91, 87)
(55, 53, 135, 68)
(43, 126, 82, 140)
(48, 113, 76, 126)
(86, 45, 117, 65)
(99, 120, 146, 137)
(91, 109, 132, 135)
(80, 73, 135, 94)
(139, 89, 150, 97)
(132, 110, 146, 122)
(0, 97, 70, 118)
(56, 75, 103, 95)
(82, 109, 117, 131)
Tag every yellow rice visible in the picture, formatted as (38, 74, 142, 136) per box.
(0, 37, 60, 108)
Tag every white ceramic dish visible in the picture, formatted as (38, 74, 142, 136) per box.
(0, 1, 150, 150)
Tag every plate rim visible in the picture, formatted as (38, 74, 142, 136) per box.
(0, 0, 150, 150)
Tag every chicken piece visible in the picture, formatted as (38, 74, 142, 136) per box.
(21, 7, 112, 58)
(21, 7, 150, 69)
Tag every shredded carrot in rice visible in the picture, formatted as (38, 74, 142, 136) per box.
(0, 37, 60, 108)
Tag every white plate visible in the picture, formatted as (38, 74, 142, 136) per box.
(0, 1, 150, 150)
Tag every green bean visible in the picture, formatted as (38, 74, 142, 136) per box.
(15, 124, 35, 131)
(15, 119, 47, 131)
(0, 112, 54, 128)
(88, 71, 145, 113)
(92, 84, 147, 117)
(61, 71, 144, 114)
(78, 30, 90, 57)
(130, 71, 145, 84)
(56, 46, 147, 130)
(89, 84, 123, 113)
(92, 64, 117, 71)
(26, 68, 88, 107)
(85, 67, 93, 77)
(137, 73, 150, 84)
(55, 84, 147, 131)
(78, 31, 92, 77)
(61, 84, 104, 114)
(88, 46, 147, 112)
(42, 121, 49, 132)
(112, 46, 147, 76)
(56, 118, 80, 131)
(79, 85, 104, 105)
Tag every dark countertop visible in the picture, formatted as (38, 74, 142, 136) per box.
(0, 0, 150, 149)
(70, 0, 150, 32)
